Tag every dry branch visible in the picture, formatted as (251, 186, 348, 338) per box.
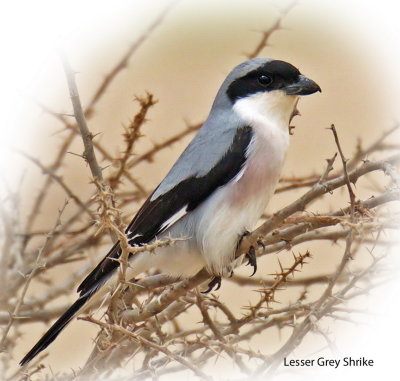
(60, 53, 105, 184)
(0, 201, 68, 352)
(247, 0, 299, 59)
(109, 93, 156, 191)
(83, 2, 176, 118)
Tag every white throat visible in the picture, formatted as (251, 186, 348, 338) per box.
(232, 91, 298, 131)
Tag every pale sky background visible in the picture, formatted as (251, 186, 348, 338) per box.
(1, 0, 400, 380)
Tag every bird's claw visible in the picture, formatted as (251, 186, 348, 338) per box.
(202, 276, 222, 294)
(257, 239, 265, 250)
(239, 230, 250, 244)
(245, 246, 257, 277)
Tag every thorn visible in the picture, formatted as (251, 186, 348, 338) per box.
(278, 258, 284, 273)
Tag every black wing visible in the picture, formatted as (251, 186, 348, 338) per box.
(77, 126, 254, 296)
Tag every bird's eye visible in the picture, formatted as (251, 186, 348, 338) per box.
(258, 75, 272, 86)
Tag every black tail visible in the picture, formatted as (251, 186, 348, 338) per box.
(20, 289, 95, 366)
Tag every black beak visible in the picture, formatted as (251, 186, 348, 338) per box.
(284, 74, 321, 96)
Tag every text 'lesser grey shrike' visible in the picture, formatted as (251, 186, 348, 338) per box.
(20, 57, 321, 366)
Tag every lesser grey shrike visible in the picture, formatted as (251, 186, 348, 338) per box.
(21, 57, 320, 366)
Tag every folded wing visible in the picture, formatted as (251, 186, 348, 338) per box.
(77, 125, 253, 296)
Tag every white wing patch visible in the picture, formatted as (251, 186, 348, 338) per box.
(159, 205, 188, 232)
(232, 165, 246, 183)
(231, 134, 255, 184)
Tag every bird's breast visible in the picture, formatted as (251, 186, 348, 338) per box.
(228, 123, 289, 210)
(194, 122, 290, 275)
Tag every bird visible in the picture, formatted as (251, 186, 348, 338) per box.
(20, 57, 320, 366)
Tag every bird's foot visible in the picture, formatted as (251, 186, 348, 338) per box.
(202, 276, 222, 294)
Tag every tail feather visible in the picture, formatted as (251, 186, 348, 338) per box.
(19, 289, 96, 366)
(77, 241, 121, 296)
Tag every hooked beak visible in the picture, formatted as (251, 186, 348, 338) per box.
(284, 74, 321, 96)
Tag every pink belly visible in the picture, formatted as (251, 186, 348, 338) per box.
(229, 144, 284, 208)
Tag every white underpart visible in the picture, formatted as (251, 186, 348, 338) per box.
(196, 90, 298, 275)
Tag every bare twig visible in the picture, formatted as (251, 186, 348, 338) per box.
(330, 124, 357, 218)
(18, 151, 95, 220)
(60, 53, 105, 183)
(127, 122, 201, 168)
(247, 0, 298, 58)
(84, 2, 177, 118)
(237, 152, 400, 257)
(79, 315, 213, 381)
(109, 93, 156, 190)
(0, 201, 68, 351)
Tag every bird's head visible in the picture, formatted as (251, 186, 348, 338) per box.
(217, 58, 321, 128)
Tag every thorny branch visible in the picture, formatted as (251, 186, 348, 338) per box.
(329, 124, 357, 219)
(246, 0, 299, 59)
(1, 3, 400, 381)
(0, 201, 69, 352)
(109, 93, 157, 191)
(83, 1, 176, 119)
(60, 53, 105, 185)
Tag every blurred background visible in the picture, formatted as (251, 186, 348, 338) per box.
(1, 0, 400, 380)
